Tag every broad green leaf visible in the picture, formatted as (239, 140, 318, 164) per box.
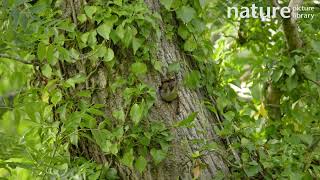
(286, 76, 298, 91)
(88, 30, 97, 47)
(121, 149, 134, 168)
(77, 14, 87, 23)
(110, 143, 119, 155)
(37, 42, 47, 61)
(81, 113, 96, 128)
(84, 6, 97, 19)
(178, 25, 190, 40)
(150, 148, 166, 164)
(104, 48, 114, 62)
(87, 108, 105, 116)
(160, 0, 173, 10)
(302, 65, 316, 81)
(130, 103, 143, 125)
(97, 22, 113, 40)
(184, 70, 201, 89)
(69, 48, 80, 59)
(176, 6, 196, 23)
(81, 32, 90, 44)
(64, 74, 87, 88)
(47, 44, 55, 64)
(92, 129, 112, 153)
(77, 90, 92, 97)
(42, 64, 52, 78)
(123, 26, 134, 48)
(116, 24, 125, 40)
(168, 63, 181, 73)
(199, 0, 207, 8)
(131, 62, 147, 76)
(70, 131, 78, 145)
(58, 20, 76, 32)
(95, 46, 107, 58)
(112, 109, 125, 122)
(311, 40, 320, 53)
(298, 134, 313, 146)
(184, 37, 197, 52)
(135, 156, 147, 173)
(272, 69, 283, 82)
(51, 90, 62, 105)
(132, 37, 143, 55)
(244, 163, 261, 177)
(175, 112, 198, 127)
(153, 60, 163, 73)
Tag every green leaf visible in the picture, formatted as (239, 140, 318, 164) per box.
(175, 112, 198, 127)
(77, 14, 87, 23)
(110, 143, 119, 155)
(81, 114, 96, 128)
(84, 6, 97, 19)
(95, 45, 107, 58)
(97, 22, 113, 40)
(184, 37, 197, 52)
(168, 63, 180, 73)
(58, 20, 76, 32)
(286, 76, 298, 91)
(135, 156, 147, 173)
(104, 48, 114, 62)
(37, 42, 47, 61)
(87, 108, 104, 116)
(70, 131, 78, 145)
(112, 109, 125, 122)
(47, 44, 55, 64)
(153, 60, 163, 73)
(160, 0, 173, 10)
(51, 90, 62, 106)
(311, 40, 320, 53)
(244, 163, 261, 177)
(92, 129, 112, 153)
(69, 48, 80, 60)
(115, 24, 125, 40)
(199, 0, 207, 8)
(298, 134, 313, 146)
(272, 69, 283, 82)
(176, 6, 196, 23)
(130, 103, 144, 125)
(178, 25, 190, 40)
(132, 37, 143, 55)
(41, 64, 52, 78)
(88, 30, 97, 47)
(81, 32, 90, 44)
(131, 62, 147, 76)
(184, 70, 201, 89)
(150, 148, 166, 164)
(121, 149, 134, 168)
(65, 74, 87, 88)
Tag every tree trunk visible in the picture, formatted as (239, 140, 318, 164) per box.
(63, 0, 229, 179)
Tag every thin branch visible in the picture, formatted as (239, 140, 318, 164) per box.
(0, 54, 40, 65)
(306, 77, 320, 87)
(271, 0, 304, 51)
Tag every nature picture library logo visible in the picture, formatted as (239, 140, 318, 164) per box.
(227, 3, 318, 21)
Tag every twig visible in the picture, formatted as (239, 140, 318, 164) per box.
(306, 77, 320, 87)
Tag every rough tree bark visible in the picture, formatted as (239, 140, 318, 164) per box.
(62, 0, 229, 179)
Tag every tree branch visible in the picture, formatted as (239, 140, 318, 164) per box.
(0, 54, 40, 65)
(271, 0, 304, 51)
